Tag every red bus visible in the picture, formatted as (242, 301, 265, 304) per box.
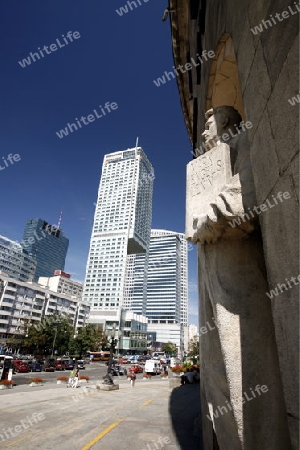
(86, 351, 110, 361)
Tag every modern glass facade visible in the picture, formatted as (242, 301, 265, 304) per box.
(119, 310, 148, 354)
(83, 147, 154, 314)
(122, 229, 188, 353)
(21, 219, 69, 281)
(123, 252, 148, 316)
(0, 235, 36, 282)
(123, 229, 188, 325)
(146, 230, 188, 326)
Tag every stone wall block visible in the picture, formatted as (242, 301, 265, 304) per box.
(243, 41, 271, 142)
(251, 107, 279, 204)
(236, 15, 257, 94)
(267, 36, 299, 174)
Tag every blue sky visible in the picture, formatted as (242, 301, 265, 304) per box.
(0, 0, 198, 325)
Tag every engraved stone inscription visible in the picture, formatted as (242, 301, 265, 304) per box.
(186, 144, 232, 241)
(189, 153, 222, 195)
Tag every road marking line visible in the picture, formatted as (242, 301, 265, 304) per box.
(142, 399, 154, 407)
(81, 419, 123, 450)
(5, 435, 28, 448)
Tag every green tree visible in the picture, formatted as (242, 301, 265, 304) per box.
(69, 324, 109, 358)
(162, 342, 177, 356)
(72, 324, 97, 357)
(187, 335, 199, 364)
(93, 325, 109, 351)
(24, 314, 74, 356)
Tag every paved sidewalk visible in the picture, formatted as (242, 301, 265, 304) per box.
(169, 383, 202, 450)
(0, 378, 202, 449)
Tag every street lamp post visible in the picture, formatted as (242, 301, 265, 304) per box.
(51, 327, 58, 358)
(103, 324, 122, 385)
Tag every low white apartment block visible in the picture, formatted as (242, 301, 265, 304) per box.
(38, 270, 83, 298)
(0, 234, 36, 282)
(0, 274, 90, 343)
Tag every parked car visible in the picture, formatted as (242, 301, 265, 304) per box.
(43, 359, 56, 372)
(13, 360, 28, 373)
(110, 365, 126, 376)
(76, 360, 86, 370)
(55, 359, 66, 371)
(136, 356, 146, 364)
(31, 362, 42, 372)
(16, 362, 31, 373)
(118, 358, 128, 364)
(65, 361, 75, 370)
(128, 364, 143, 374)
(105, 359, 118, 366)
(141, 355, 151, 362)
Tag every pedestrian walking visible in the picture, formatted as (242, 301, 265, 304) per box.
(72, 368, 80, 388)
(67, 369, 75, 388)
(129, 372, 136, 387)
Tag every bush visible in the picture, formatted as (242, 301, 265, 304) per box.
(0, 380, 13, 385)
(29, 377, 43, 383)
(79, 375, 90, 380)
(171, 366, 185, 373)
(57, 376, 68, 381)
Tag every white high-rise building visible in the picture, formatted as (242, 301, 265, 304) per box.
(123, 252, 148, 316)
(83, 147, 154, 326)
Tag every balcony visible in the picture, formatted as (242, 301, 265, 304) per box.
(22, 305, 32, 310)
(3, 293, 15, 300)
(5, 327, 18, 334)
(0, 302, 12, 316)
(7, 285, 17, 291)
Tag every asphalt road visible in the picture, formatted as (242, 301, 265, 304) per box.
(0, 373, 183, 450)
(12, 362, 150, 388)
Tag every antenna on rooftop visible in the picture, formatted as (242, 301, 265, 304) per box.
(57, 210, 63, 229)
(135, 137, 139, 149)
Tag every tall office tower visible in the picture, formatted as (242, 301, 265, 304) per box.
(83, 147, 154, 326)
(146, 229, 188, 350)
(21, 219, 69, 281)
(0, 235, 36, 282)
(123, 252, 148, 316)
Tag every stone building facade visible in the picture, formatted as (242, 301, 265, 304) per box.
(168, 1, 299, 449)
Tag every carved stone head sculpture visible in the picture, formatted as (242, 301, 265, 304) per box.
(213, 105, 242, 141)
(201, 108, 218, 150)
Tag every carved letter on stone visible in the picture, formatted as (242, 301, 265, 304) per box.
(186, 144, 232, 242)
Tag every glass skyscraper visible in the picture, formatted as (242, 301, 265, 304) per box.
(123, 252, 149, 316)
(21, 218, 69, 281)
(123, 229, 188, 351)
(123, 229, 188, 324)
(83, 147, 154, 320)
(146, 230, 188, 326)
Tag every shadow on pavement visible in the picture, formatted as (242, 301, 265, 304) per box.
(169, 383, 202, 450)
